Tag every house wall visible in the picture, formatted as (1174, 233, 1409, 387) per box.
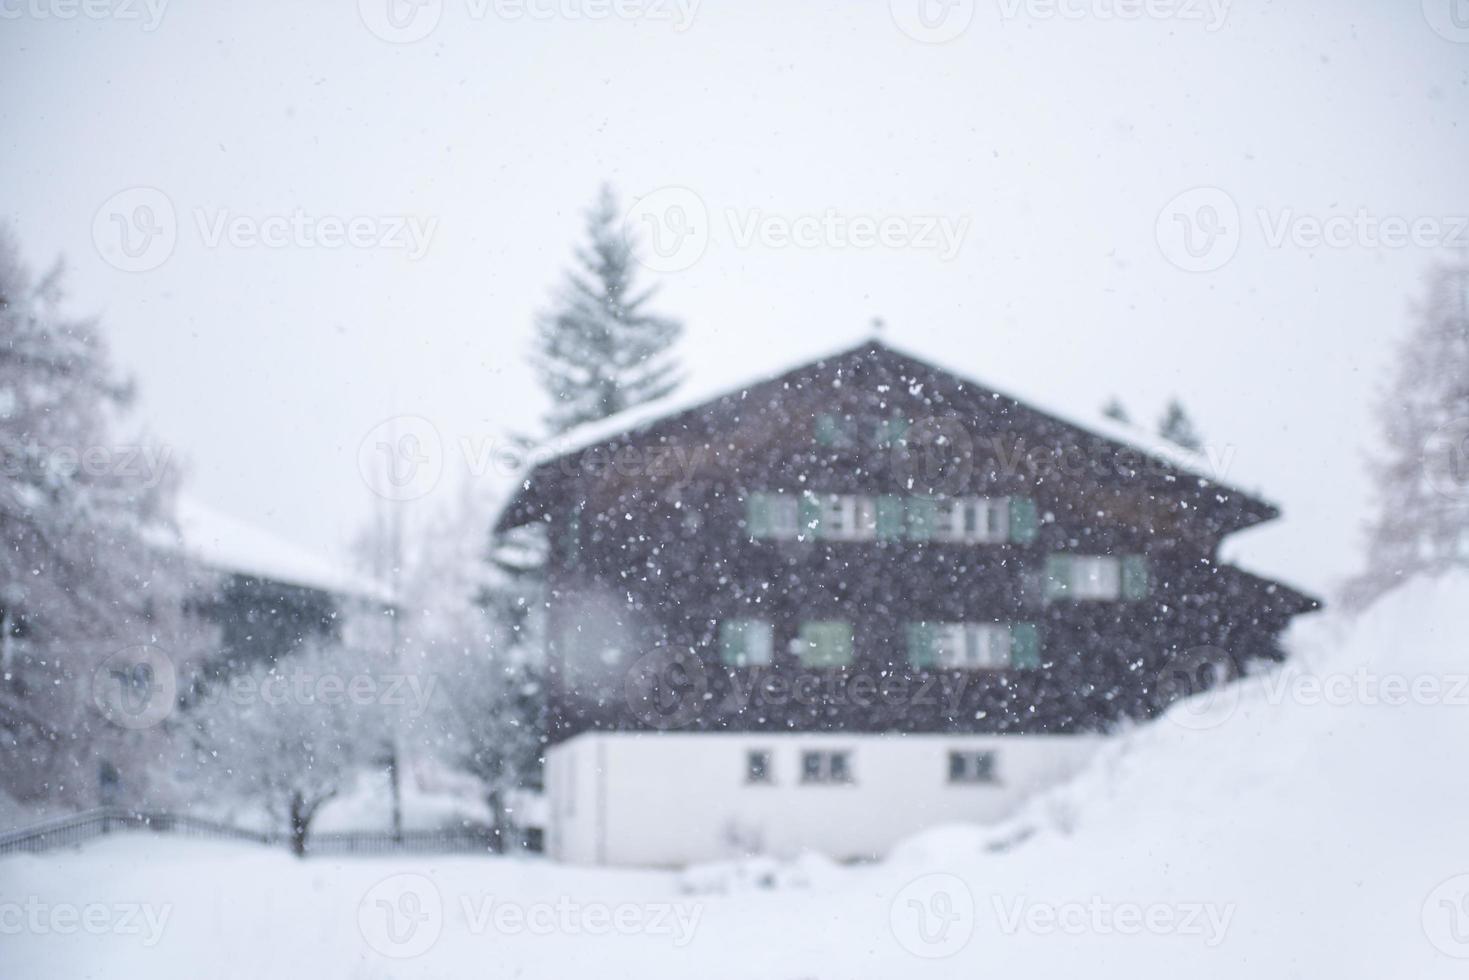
(531, 345, 1311, 742)
(545, 731, 1102, 867)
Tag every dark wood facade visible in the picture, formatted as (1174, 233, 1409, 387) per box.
(497, 341, 1318, 744)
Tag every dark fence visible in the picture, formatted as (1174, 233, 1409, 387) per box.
(0, 807, 518, 858)
(304, 827, 499, 856)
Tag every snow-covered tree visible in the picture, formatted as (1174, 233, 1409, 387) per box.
(1157, 398, 1204, 452)
(1346, 263, 1469, 608)
(531, 184, 684, 435)
(0, 224, 208, 808)
(423, 646, 542, 847)
(1102, 397, 1131, 425)
(355, 485, 545, 844)
(186, 642, 383, 855)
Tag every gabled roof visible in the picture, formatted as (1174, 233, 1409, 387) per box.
(496, 337, 1277, 531)
(174, 496, 393, 603)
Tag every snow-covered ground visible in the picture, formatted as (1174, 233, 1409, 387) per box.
(5, 576, 1468, 978)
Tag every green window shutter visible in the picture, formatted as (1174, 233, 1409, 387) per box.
(876, 495, 905, 540)
(1008, 496, 1039, 544)
(906, 622, 937, 668)
(797, 621, 819, 664)
(1044, 554, 1072, 600)
(829, 622, 853, 667)
(720, 620, 746, 665)
(1122, 555, 1150, 599)
(1010, 623, 1041, 669)
(798, 492, 823, 539)
(746, 493, 772, 538)
(800, 621, 852, 668)
(906, 496, 937, 540)
(815, 414, 850, 447)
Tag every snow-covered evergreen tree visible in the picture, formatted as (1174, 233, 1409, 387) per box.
(1346, 263, 1469, 608)
(355, 485, 544, 844)
(0, 225, 207, 807)
(1157, 398, 1204, 452)
(531, 184, 684, 435)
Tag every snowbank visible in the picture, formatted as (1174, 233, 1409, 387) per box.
(4, 576, 1466, 978)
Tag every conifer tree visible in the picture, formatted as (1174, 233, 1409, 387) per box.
(0, 224, 206, 806)
(531, 185, 683, 435)
(1157, 398, 1204, 452)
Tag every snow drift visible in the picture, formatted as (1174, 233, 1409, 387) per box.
(5, 576, 1466, 978)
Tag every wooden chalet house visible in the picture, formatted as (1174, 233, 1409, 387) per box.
(495, 339, 1317, 866)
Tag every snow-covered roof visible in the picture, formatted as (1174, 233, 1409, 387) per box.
(506, 335, 1273, 507)
(174, 496, 393, 603)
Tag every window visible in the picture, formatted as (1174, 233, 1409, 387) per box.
(796, 621, 854, 668)
(801, 750, 852, 784)
(934, 497, 1010, 544)
(1045, 554, 1149, 600)
(956, 624, 1011, 668)
(746, 750, 772, 784)
(720, 619, 774, 666)
(750, 492, 1033, 546)
(820, 494, 877, 541)
(814, 413, 855, 447)
(1072, 556, 1122, 598)
(908, 622, 1040, 669)
(746, 492, 800, 540)
(768, 495, 800, 538)
(948, 750, 997, 784)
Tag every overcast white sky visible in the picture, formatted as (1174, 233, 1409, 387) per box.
(3, 0, 1467, 598)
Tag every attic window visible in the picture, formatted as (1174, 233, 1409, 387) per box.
(875, 414, 909, 447)
(814, 413, 855, 448)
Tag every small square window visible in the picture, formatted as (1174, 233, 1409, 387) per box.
(1071, 556, 1122, 599)
(815, 413, 856, 448)
(933, 498, 1010, 544)
(721, 619, 774, 667)
(801, 750, 853, 784)
(768, 495, 800, 539)
(820, 495, 876, 542)
(948, 750, 998, 784)
(928, 623, 1011, 669)
(746, 750, 772, 784)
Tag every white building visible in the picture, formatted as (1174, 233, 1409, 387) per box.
(546, 732, 1100, 866)
(496, 339, 1316, 867)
